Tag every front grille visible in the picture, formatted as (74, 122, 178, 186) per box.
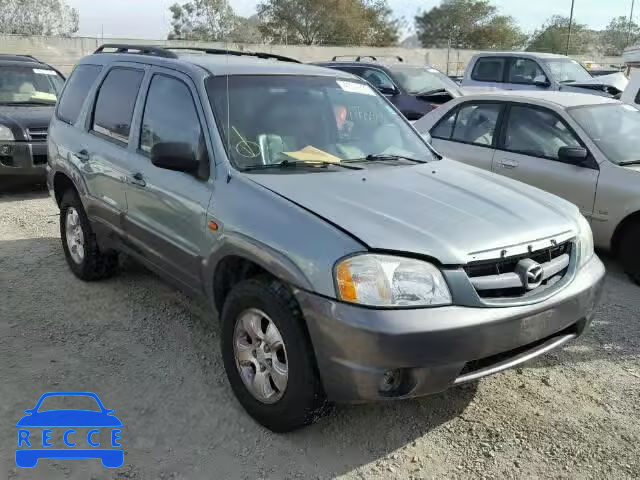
(33, 155, 47, 165)
(27, 127, 48, 142)
(465, 241, 572, 299)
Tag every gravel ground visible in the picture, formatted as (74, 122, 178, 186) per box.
(0, 184, 639, 480)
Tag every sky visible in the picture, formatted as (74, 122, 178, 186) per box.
(66, 0, 638, 39)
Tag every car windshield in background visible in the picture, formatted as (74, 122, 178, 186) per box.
(569, 103, 640, 165)
(391, 66, 463, 96)
(206, 75, 434, 171)
(545, 59, 592, 83)
(0, 66, 64, 105)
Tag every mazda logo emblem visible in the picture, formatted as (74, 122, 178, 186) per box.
(516, 258, 545, 291)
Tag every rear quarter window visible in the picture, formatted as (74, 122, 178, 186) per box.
(56, 64, 103, 125)
(471, 57, 506, 83)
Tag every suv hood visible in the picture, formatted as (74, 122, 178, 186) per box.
(564, 72, 629, 96)
(248, 159, 579, 265)
(0, 105, 53, 139)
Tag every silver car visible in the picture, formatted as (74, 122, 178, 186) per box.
(47, 45, 605, 432)
(415, 91, 640, 283)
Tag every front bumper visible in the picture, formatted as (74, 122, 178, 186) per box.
(297, 254, 605, 403)
(0, 141, 47, 176)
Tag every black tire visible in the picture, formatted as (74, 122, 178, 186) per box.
(221, 276, 330, 432)
(60, 190, 119, 281)
(619, 221, 640, 285)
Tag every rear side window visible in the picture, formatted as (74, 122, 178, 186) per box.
(471, 57, 506, 82)
(92, 68, 144, 144)
(432, 103, 502, 147)
(140, 75, 204, 157)
(56, 64, 102, 125)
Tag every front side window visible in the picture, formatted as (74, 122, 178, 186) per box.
(507, 59, 547, 84)
(569, 103, 640, 165)
(57, 64, 102, 124)
(505, 106, 581, 160)
(358, 68, 395, 90)
(391, 66, 463, 96)
(471, 57, 506, 82)
(544, 59, 592, 83)
(140, 75, 204, 160)
(92, 68, 144, 143)
(0, 65, 64, 106)
(206, 75, 434, 170)
(432, 103, 501, 147)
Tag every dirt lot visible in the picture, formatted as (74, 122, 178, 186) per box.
(0, 185, 639, 480)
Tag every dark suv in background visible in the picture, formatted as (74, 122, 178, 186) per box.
(0, 54, 65, 181)
(313, 56, 464, 120)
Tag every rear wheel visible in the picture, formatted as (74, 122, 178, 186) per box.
(619, 221, 640, 285)
(60, 190, 119, 280)
(220, 276, 330, 432)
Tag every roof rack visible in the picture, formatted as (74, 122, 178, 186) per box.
(0, 53, 41, 62)
(94, 44, 178, 58)
(93, 44, 301, 64)
(166, 47, 301, 63)
(331, 55, 404, 63)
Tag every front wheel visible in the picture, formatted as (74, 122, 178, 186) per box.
(221, 277, 330, 432)
(619, 222, 640, 285)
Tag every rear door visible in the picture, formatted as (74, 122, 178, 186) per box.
(492, 104, 599, 216)
(123, 68, 213, 291)
(429, 101, 504, 171)
(82, 64, 145, 232)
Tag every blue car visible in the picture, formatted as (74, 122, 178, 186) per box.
(16, 391, 123, 468)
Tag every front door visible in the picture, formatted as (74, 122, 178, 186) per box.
(492, 104, 599, 216)
(123, 69, 213, 291)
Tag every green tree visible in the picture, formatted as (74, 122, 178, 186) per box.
(0, 0, 78, 36)
(257, 0, 398, 46)
(415, 0, 524, 49)
(603, 16, 640, 56)
(527, 15, 589, 55)
(168, 0, 237, 41)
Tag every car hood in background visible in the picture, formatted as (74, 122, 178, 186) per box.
(248, 159, 579, 265)
(564, 72, 629, 96)
(0, 105, 54, 140)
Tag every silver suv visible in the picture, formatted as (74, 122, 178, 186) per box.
(47, 44, 605, 432)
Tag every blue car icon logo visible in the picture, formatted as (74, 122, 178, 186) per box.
(16, 391, 123, 468)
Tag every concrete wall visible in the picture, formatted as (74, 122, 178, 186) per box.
(0, 34, 624, 76)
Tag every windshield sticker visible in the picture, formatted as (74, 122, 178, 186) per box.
(33, 69, 57, 76)
(336, 80, 376, 96)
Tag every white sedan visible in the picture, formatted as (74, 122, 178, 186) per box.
(414, 90, 640, 283)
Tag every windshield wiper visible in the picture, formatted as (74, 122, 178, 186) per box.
(344, 154, 429, 164)
(559, 79, 577, 84)
(242, 159, 362, 171)
(618, 160, 640, 166)
(0, 101, 54, 106)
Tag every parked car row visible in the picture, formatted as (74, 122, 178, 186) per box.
(39, 44, 608, 433)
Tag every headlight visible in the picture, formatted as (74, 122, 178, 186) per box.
(335, 254, 452, 307)
(577, 214, 594, 267)
(0, 124, 14, 141)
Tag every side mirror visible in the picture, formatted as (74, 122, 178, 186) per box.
(533, 75, 551, 88)
(151, 142, 200, 174)
(558, 146, 588, 165)
(378, 85, 398, 96)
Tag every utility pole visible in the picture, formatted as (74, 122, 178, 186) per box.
(566, 0, 575, 56)
(627, 0, 636, 48)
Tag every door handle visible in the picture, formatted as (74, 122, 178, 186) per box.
(130, 172, 146, 187)
(74, 149, 90, 163)
(498, 159, 519, 169)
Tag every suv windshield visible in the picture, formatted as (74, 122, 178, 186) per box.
(206, 75, 434, 170)
(569, 103, 640, 165)
(390, 66, 463, 96)
(545, 59, 592, 83)
(0, 65, 64, 105)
